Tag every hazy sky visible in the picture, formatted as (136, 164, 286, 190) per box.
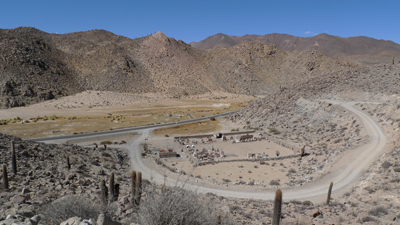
(1, 0, 399, 44)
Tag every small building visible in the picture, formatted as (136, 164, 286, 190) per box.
(158, 149, 177, 158)
(215, 133, 223, 138)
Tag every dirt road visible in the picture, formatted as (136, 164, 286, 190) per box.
(128, 102, 387, 202)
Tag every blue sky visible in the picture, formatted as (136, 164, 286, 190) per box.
(1, 0, 399, 44)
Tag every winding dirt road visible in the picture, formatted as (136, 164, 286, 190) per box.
(128, 102, 387, 202)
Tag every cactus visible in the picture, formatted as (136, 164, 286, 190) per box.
(327, 181, 333, 205)
(131, 170, 137, 204)
(11, 141, 17, 175)
(130, 170, 143, 205)
(300, 145, 305, 157)
(217, 215, 221, 224)
(272, 189, 282, 225)
(109, 172, 115, 202)
(100, 180, 108, 205)
(66, 156, 71, 169)
(135, 171, 142, 205)
(114, 183, 120, 201)
(104, 144, 107, 150)
(2, 164, 9, 190)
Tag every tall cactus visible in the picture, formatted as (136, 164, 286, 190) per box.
(100, 180, 108, 206)
(109, 172, 115, 202)
(135, 171, 142, 205)
(300, 145, 305, 158)
(131, 170, 137, 204)
(66, 156, 71, 169)
(272, 189, 282, 225)
(11, 141, 17, 175)
(114, 183, 120, 201)
(2, 164, 9, 190)
(327, 181, 333, 205)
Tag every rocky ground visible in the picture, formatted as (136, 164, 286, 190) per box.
(0, 134, 134, 225)
(1, 94, 400, 224)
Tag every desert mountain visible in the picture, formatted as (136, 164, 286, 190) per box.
(0, 27, 387, 109)
(190, 33, 400, 64)
(0, 27, 84, 108)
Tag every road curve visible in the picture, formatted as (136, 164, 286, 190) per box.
(30, 102, 386, 202)
(128, 102, 387, 202)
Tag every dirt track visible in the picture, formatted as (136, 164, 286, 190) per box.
(128, 102, 387, 203)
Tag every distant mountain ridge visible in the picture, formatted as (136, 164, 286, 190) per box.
(190, 33, 400, 64)
(0, 27, 391, 109)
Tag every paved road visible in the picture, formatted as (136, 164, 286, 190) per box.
(27, 111, 235, 143)
(128, 102, 386, 202)
(30, 102, 386, 202)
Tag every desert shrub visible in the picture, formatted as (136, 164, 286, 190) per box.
(102, 152, 111, 158)
(302, 200, 313, 206)
(41, 195, 102, 225)
(364, 186, 375, 194)
(382, 161, 393, 169)
(137, 185, 234, 225)
(368, 206, 388, 217)
(269, 127, 281, 135)
(270, 180, 280, 186)
(391, 178, 400, 183)
(210, 117, 216, 121)
(100, 140, 113, 145)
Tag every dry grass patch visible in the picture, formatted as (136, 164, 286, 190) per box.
(154, 121, 221, 136)
(0, 94, 255, 139)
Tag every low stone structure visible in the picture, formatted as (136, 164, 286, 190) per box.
(158, 149, 177, 158)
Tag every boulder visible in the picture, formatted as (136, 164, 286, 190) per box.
(96, 214, 121, 225)
(60, 216, 82, 225)
(80, 219, 95, 225)
(311, 209, 321, 218)
(11, 195, 26, 204)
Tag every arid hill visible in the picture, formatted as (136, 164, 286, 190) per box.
(0, 27, 83, 108)
(0, 27, 366, 109)
(190, 33, 400, 64)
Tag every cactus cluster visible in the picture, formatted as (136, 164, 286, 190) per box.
(131, 170, 142, 206)
(109, 172, 119, 202)
(99, 172, 120, 205)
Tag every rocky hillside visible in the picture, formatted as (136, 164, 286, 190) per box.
(0, 27, 367, 109)
(191, 33, 400, 64)
(230, 58, 400, 150)
(0, 27, 83, 108)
